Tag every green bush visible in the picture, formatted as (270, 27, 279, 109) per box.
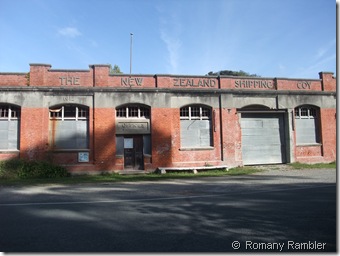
(0, 159, 69, 179)
(0, 159, 24, 179)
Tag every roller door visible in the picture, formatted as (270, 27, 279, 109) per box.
(241, 113, 286, 165)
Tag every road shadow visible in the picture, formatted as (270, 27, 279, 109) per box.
(0, 175, 336, 252)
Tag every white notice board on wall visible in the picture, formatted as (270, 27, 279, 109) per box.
(78, 152, 89, 162)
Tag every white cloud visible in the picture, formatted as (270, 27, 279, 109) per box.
(308, 54, 336, 71)
(158, 8, 182, 74)
(293, 54, 336, 78)
(315, 39, 336, 60)
(160, 29, 181, 74)
(57, 27, 82, 38)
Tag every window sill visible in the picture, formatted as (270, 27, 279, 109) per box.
(0, 150, 19, 153)
(296, 143, 322, 147)
(50, 149, 90, 152)
(180, 147, 214, 151)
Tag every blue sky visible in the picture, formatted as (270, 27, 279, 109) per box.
(0, 0, 336, 78)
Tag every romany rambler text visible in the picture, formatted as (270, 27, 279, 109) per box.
(245, 241, 327, 251)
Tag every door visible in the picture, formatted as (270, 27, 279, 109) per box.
(123, 136, 144, 170)
(241, 113, 286, 165)
(124, 138, 134, 169)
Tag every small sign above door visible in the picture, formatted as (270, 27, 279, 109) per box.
(116, 121, 150, 134)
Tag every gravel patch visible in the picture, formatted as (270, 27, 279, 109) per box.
(251, 164, 336, 184)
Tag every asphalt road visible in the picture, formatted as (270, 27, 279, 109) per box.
(0, 168, 336, 252)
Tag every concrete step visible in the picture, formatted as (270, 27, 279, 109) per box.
(118, 170, 150, 175)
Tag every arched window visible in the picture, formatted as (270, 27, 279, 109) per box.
(294, 105, 320, 144)
(116, 105, 150, 118)
(0, 104, 20, 150)
(180, 105, 212, 148)
(49, 104, 89, 149)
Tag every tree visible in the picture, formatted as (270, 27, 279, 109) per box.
(109, 64, 123, 74)
(207, 70, 260, 77)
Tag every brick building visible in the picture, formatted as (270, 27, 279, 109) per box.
(0, 63, 336, 173)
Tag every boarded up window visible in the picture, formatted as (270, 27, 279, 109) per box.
(295, 106, 320, 144)
(49, 105, 89, 149)
(180, 105, 212, 148)
(0, 105, 20, 150)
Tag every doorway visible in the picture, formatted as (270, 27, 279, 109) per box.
(123, 135, 144, 170)
(240, 112, 286, 165)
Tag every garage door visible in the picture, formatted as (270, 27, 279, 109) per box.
(241, 113, 286, 165)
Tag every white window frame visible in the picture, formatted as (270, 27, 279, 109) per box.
(0, 105, 19, 121)
(116, 105, 150, 119)
(49, 105, 88, 121)
(180, 106, 211, 120)
(294, 107, 317, 119)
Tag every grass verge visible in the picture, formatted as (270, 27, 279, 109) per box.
(0, 166, 261, 186)
(0, 161, 335, 186)
(288, 161, 336, 169)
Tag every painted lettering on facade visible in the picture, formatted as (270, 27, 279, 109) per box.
(62, 96, 75, 102)
(119, 122, 147, 130)
(173, 78, 216, 88)
(235, 80, 274, 89)
(58, 96, 86, 104)
(121, 77, 144, 86)
(296, 81, 311, 89)
(59, 77, 80, 86)
(116, 122, 150, 134)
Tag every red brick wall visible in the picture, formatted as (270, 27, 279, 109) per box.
(47, 70, 94, 87)
(0, 152, 20, 161)
(93, 65, 109, 87)
(151, 108, 173, 167)
(320, 108, 336, 161)
(20, 108, 49, 160)
(29, 64, 94, 87)
(0, 73, 27, 86)
(319, 72, 336, 91)
(1, 64, 336, 93)
(93, 107, 117, 171)
(29, 64, 51, 86)
(296, 145, 323, 158)
(107, 75, 156, 88)
(276, 79, 322, 91)
(52, 152, 80, 165)
(156, 76, 173, 88)
(222, 108, 243, 166)
(221, 77, 276, 90)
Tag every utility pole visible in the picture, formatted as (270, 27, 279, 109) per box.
(130, 33, 133, 75)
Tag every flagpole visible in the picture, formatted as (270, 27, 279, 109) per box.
(130, 33, 133, 75)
